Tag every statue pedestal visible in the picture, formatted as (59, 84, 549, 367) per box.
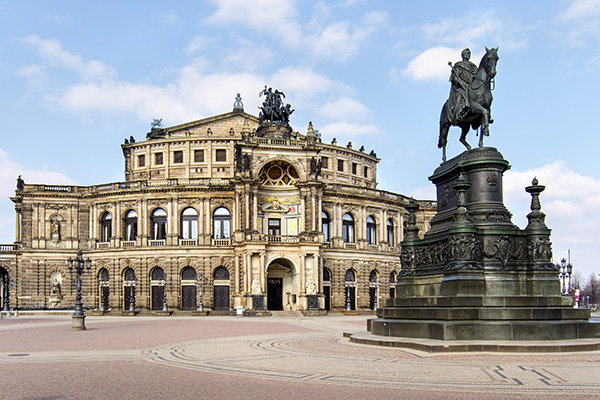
(370, 148, 600, 345)
(71, 315, 86, 331)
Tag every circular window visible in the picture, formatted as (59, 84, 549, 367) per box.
(268, 166, 282, 180)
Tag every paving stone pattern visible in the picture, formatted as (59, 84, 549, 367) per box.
(1, 315, 599, 399)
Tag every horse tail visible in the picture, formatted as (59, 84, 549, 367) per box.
(438, 101, 449, 148)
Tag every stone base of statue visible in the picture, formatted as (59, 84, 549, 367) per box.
(71, 315, 86, 331)
(256, 122, 293, 139)
(366, 148, 600, 350)
(306, 295, 319, 311)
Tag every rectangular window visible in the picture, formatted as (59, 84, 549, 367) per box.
(155, 152, 163, 165)
(173, 150, 183, 164)
(268, 219, 281, 236)
(364, 166, 368, 178)
(215, 149, 227, 162)
(194, 149, 204, 162)
(352, 163, 358, 175)
(337, 159, 344, 172)
(321, 157, 329, 169)
(138, 155, 145, 168)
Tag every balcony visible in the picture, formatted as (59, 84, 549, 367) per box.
(148, 239, 166, 247)
(344, 242, 358, 250)
(97, 242, 110, 249)
(267, 235, 299, 243)
(122, 240, 136, 248)
(179, 239, 197, 246)
(212, 238, 231, 246)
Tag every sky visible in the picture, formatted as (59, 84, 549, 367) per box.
(0, 0, 599, 279)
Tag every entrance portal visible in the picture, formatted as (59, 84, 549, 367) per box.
(267, 278, 283, 310)
(266, 258, 296, 311)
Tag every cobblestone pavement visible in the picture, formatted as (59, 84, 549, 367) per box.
(1, 315, 600, 399)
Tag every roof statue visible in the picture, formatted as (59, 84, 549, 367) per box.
(438, 47, 499, 162)
(258, 86, 294, 125)
(233, 93, 244, 112)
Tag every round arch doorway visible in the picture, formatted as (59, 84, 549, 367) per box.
(266, 258, 296, 311)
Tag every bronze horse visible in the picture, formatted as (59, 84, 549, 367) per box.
(438, 47, 499, 161)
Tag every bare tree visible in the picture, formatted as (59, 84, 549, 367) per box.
(582, 273, 600, 307)
(570, 270, 583, 295)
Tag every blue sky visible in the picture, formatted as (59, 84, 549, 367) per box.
(1, 0, 599, 280)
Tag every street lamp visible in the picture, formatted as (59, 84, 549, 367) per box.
(557, 257, 573, 296)
(68, 251, 91, 330)
(198, 273, 206, 312)
(345, 283, 351, 312)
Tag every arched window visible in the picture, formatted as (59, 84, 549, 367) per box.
(181, 267, 197, 281)
(344, 269, 356, 283)
(387, 218, 394, 246)
(369, 270, 379, 310)
(369, 270, 379, 283)
(366, 216, 376, 245)
(151, 267, 166, 281)
(181, 208, 198, 239)
(389, 271, 396, 298)
(213, 207, 231, 239)
(323, 268, 331, 282)
(344, 269, 356, 311)
(123, 210, 137, 241)
(122, 268, 136, 311)
(99, 269, 109, 282)
(322, 211, 330, 242)
(213, 267, 230, 281)
(389, 271, 396, 284)
(151, 209, 167, 240)
(342, 213, 354, 243)
(98, 268, 109, 312)
(101, 212, 112, 242)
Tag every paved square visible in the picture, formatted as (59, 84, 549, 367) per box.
(1, 315, 600, 399)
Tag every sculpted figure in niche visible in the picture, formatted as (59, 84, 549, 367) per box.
(306, 279, 317, 295)
(51, 219, 61, 240)
(51, 278, 61, 296)
(251, 278, 262, 295)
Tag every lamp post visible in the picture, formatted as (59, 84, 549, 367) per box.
(68, 251, 91, 330)
(557, 257, 573, 296)
(345, 283, 351, 312)
(2, 275, 11, 312)
(198, 273, 205, 312)
(162, 273, 168, 312)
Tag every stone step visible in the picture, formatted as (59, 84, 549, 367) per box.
(270, 311, 303, 317)
(370, 318, 600, 341)
(387, 295, 573, 308)
(379, 306, 591, 321)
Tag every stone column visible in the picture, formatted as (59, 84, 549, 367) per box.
(234, 254, 240, 295)
(259, 252, 266, 292)
(300, 253, 306, 294)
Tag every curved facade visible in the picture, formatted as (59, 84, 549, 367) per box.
(1, 103, 435, 314)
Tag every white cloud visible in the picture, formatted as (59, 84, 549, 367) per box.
(504, 161, 600, 275)
(422, 11, 501, 46)
(318, 97, 371, 122)
(309, 10, 388, 61)
(319, 121, 378, 139)
(21, 35, 116, 81)
(0, 149, 77, 243)
(206, 0, 302, 48)
(558, 0, 600, 21)
(185, 35, 219, 55)
(402, 46, 460, 81)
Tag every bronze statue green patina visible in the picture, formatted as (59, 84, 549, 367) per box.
(258, 86, 294, 125)
(438, 47, 499, 161)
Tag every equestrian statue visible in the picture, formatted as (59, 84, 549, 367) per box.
(438, 47, 499, 161)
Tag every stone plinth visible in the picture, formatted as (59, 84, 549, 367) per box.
(370, 148, 600, 345)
